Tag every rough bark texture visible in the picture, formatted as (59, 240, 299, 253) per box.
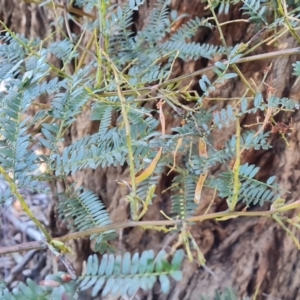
(2, 1, 300, 299)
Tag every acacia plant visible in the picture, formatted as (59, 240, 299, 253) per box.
(1, 0, 300, 298)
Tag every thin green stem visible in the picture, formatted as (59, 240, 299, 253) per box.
(0, 165, 52, 241)
(231, 64, 256, 95)
(273, 214, 300, 249)
(101, 51, 138, 220)
(207, 0, 229, 56)
(277, 0, 300, 45)
(61, 26, 86, 72)
(228, 118, 241, 211)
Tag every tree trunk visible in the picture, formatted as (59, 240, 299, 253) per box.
(2, 1, 300, 299)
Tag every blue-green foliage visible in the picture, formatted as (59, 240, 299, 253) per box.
(171, 172, 197, 219)
(0, 47, 44, 200)
(0, 277, 78, 300)
(140, 0, 171, 43)
(0, 0, 298, 298)
(0, 250, 184, 299)
(161, 41, 225, 60)
(293, 61, 300, 77)
(240, 0, 268, 25)
(136, 161, 165, 200)
(57, 186, 117, 251)
(199, 61, 238, 99)
(213, 163, 281, 206)
(49, 39, 78, 63)
(0, 0, 293, 236)
(79, 250, 184, 297)
(170, 16, 214, 42)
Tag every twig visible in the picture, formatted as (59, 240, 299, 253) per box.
(1, 200, 300, 255)
(95, 47, 300, 98)
(0, 241, 46, 255)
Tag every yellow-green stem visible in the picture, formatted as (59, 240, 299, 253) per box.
(231, 64, 256, 95)
(277, 0, 300, 45)
(101, 52, 138, 220)
(0, 165, 52, 241)
(115, 72, 138, 218)
(207, 0, 229, 56)
(229, 118, 241, 211)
